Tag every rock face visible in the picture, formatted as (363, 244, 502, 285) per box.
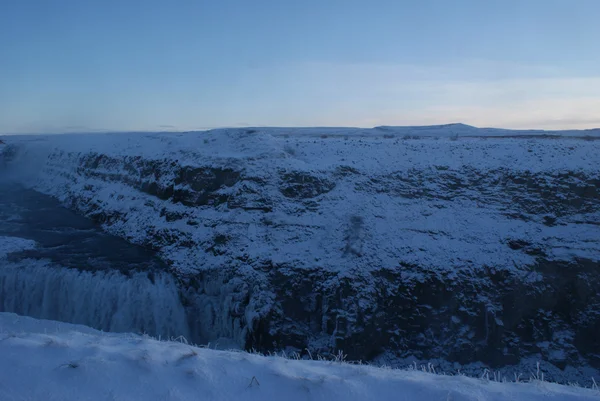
(1, 128, 599, 381)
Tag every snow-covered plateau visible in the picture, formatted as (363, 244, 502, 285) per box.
(1, 124, 599, 385)
(1, 312, 599, 401)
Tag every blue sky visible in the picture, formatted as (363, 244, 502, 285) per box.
(1, 0, 599, 133)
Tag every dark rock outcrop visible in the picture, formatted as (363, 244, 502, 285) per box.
(2, 131, 599, 383)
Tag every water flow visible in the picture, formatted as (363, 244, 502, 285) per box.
(0, 259, 190, 339)
(0, 183, 190, 340)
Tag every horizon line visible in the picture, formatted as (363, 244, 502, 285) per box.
(2, 122, 600, 136)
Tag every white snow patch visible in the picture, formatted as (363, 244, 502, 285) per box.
(0, 312, 598, 401)
(0, 236, 37, 259)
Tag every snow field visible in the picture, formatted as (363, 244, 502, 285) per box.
(1, 313, 599, 401)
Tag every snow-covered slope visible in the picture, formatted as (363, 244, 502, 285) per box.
(0, 312, 598, 401)
(4, 127, 598, 273)
(1, 125, 599, 382)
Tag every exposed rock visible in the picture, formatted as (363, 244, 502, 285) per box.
(280, 171, 336, 199)
(2, 128, 599, 382)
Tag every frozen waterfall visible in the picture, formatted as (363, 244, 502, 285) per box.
(0, 259, 190, 340)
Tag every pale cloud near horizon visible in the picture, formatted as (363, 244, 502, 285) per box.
(245, 61, 600, 130)
(349, 98, 600, 130)
(2, 60, 600, 133)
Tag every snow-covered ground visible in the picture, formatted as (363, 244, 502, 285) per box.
(0, 312, 598, 401)
(3, 126, 599, 275)
(1, 125, 599, 385)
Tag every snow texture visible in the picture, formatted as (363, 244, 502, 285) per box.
(1, 125, 599, 382)
(0, 312, 599, 401)
(3, 126, 598, 275)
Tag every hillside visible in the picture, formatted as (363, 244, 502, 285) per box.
(1, 125, 599, 383)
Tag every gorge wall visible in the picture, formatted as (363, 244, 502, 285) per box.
(1, 126, 599, 381)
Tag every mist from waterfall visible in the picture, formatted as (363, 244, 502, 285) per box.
(0, 258, 190, 339)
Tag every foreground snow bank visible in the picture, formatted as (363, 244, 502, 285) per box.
(0, 313, 597, 401)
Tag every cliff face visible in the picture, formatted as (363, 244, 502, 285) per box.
(2, 128, 599, 378)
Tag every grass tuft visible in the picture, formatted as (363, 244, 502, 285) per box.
(177, 349, 198, 363)
(247, 376, 260, 388)
(59, 362, 80, 369)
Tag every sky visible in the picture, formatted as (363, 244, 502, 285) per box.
(1, 0, 599, 133)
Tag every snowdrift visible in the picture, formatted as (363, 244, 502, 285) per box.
(0, 312, 598, 401)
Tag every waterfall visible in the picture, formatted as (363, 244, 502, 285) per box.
(0, 259, 190, 340)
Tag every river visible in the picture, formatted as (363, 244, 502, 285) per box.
(0, 184, 190, 340)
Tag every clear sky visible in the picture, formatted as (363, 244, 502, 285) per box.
(1, 0, 599, 133)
